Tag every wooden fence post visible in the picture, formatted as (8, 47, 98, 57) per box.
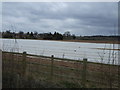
(118, 65, 120, 89)
(51, 55, 54, 80)
(22, 51, 27, 77)
(82, 58, 87, 88)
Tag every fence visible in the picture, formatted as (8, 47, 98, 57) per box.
(2, 51, 119, 88)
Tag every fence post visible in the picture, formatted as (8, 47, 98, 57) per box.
(82, 58, 87, 88)
(51, 55, 54, 80)
(118, 65, 120, 89)
(22, 51, 27, 77)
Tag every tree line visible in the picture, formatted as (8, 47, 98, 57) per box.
(2, 30, 76, 40)
(1, 30, 119, 41)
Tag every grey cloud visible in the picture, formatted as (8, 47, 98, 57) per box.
(2, 2, 118, 36)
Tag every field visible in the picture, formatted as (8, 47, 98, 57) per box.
(51, 39, 120, 44)
(2, 51, 119, 88)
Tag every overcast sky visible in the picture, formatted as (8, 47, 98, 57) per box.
(2, 2, 118, 36)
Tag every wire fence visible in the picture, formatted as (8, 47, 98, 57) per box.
(2, 51, 119, 88)
(2, 38, 119, 88)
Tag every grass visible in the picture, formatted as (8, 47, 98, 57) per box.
(2, 51, 119, 88)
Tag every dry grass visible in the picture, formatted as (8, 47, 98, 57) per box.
(2, 52, 119, 88)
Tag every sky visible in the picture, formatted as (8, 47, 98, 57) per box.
(2, 2, 118, 36)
